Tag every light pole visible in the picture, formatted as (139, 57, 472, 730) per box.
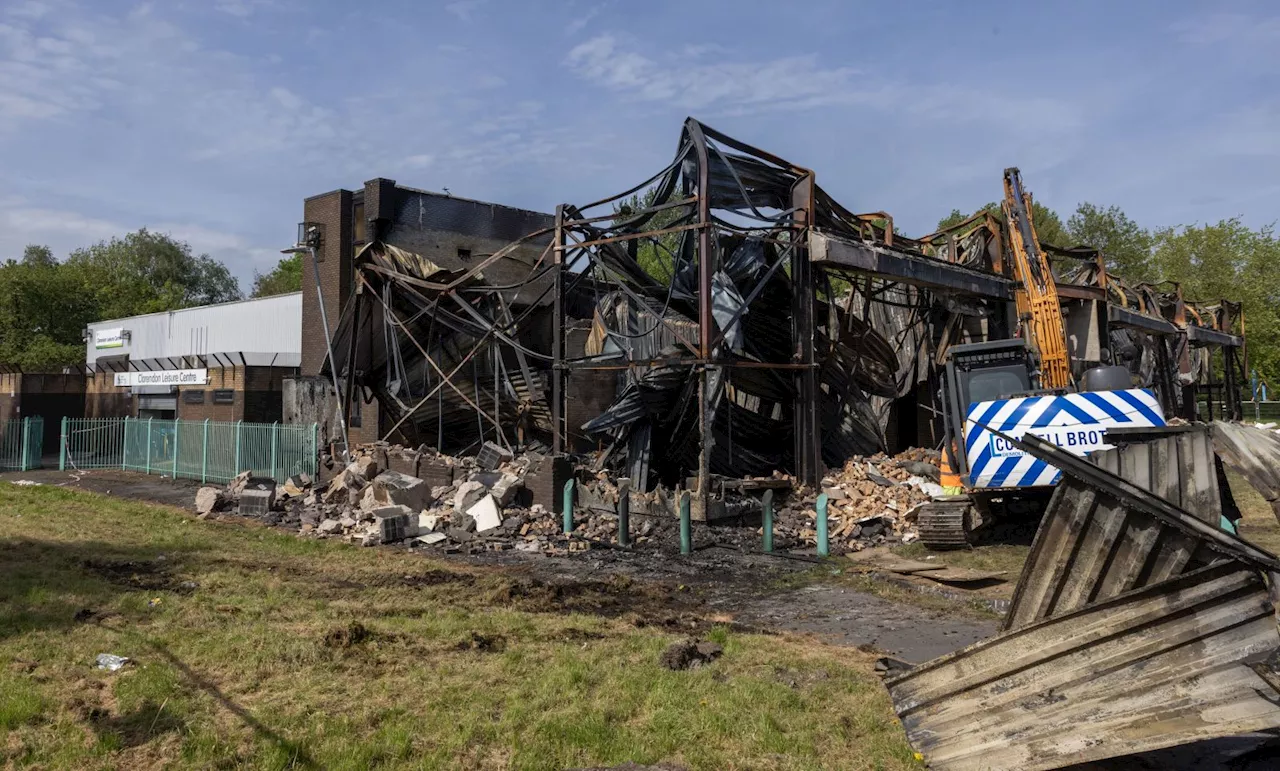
(282, 227, 349, 461)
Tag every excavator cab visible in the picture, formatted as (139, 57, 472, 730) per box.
(920, 337, 1167, 548)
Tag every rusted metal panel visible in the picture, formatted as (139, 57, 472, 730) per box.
(809, 231, 1014, 299)
(887, 561, 1280, 771)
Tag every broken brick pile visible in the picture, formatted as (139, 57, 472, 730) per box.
(775, 448, 943, 552)
(198, 442, 942, 557)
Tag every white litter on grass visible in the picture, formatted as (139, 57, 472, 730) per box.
(9, 480, 41, 486)
(95, 653, 130, 671)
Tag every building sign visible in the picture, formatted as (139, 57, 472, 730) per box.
(113, 369, 208, 387)
(95, 328, 125, 349)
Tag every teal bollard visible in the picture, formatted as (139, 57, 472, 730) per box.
(617, 478, 631, 547)
(762, 489, 774, 553)
(562, 478, 575, 535)
(816, 492, 829, 557)
(679, 491, 692, 555)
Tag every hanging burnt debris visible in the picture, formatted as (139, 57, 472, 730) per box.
(325, 119, 938, 506)
(323, 117, 1247, 516)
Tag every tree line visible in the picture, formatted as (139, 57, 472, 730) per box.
(0, 230, 302, 371)
(936, 202, 1280, 386)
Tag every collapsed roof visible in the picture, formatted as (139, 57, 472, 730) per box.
(326, 118, 1248, 497)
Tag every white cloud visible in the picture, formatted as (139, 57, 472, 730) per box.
(5, 1, 52, 21)
(0, 206, 121, 244)
(0, 205, 278, 284)
(565, 34, 869, 113)
(403, 153, 435, 169)
(563, 33, 1082, 133)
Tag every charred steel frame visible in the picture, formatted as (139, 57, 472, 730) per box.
(548, 119, 826, 516)
(326, 118, 1251, 512)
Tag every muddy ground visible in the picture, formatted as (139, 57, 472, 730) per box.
(5, 467, 1279, 769)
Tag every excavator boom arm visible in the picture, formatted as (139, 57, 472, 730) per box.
(1002, 167, 1072, 389)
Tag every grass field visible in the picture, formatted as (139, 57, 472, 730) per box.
(0, 483, 921, 771)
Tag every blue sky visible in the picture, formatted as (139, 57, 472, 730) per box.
(2, 0, 1278, 288)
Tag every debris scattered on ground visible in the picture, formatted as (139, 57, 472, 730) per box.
(94, 653, 130, 671)
(660, 638, 724, 670)
(218, 440, 944, 560)
(918, 567, 1007, 585)
(9, 479, 41, 486)
(194, 486, 223, 517)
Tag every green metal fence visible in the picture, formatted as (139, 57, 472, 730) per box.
(61, 417, 317, 484)
(0, 417, 44, 471)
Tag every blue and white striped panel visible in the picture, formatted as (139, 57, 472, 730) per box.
(964, 388, 1165, 489)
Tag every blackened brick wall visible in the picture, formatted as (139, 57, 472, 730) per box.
(301, 190, 353, 376)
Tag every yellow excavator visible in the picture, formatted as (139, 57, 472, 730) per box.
(917, 168, 1165, 547)
(1001, 167, 1071, 390)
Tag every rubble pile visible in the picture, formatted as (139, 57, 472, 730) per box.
(774, 449, 943, 553)
(204, 441, 945, 557)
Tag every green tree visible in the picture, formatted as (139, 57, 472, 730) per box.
(1066, 203, 1154, 282)
(65, 228, 241, 318)
(1151, 219, 1280, 381)
(0, 246, 97, 369)
(252, 253, 303, 297)
(21, 244, 55, 267)
(935, 208, 971, 231)
(0, 231, 242, 370)
(613, 189, 691, 282)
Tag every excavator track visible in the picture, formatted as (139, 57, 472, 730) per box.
(916, 497, 975, 550)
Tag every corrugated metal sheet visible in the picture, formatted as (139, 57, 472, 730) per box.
(85, 293, 302, 369)
(1212, 420, 1280, 520)
(888, 562, 1280, 771)
(886, 431, 1280, 770)
(1090, 425, 1222, 524)
(1002, 426, 1226, 630)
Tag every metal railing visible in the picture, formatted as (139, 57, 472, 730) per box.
(60, 417, 318, 484)
(0, 417, 44, 471)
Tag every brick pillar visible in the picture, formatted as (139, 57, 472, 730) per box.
(363, 178, 399, 242)
(301, 189, 354, 376)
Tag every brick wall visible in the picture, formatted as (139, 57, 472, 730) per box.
(169, 366, 292, 423)
(86, 372, 131, 418)
(177, 367, 241, 422)
(0, 373, 20, 422)
(301, 189, 353, 376)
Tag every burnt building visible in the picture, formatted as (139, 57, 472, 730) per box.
(292, 179, 557, 448)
